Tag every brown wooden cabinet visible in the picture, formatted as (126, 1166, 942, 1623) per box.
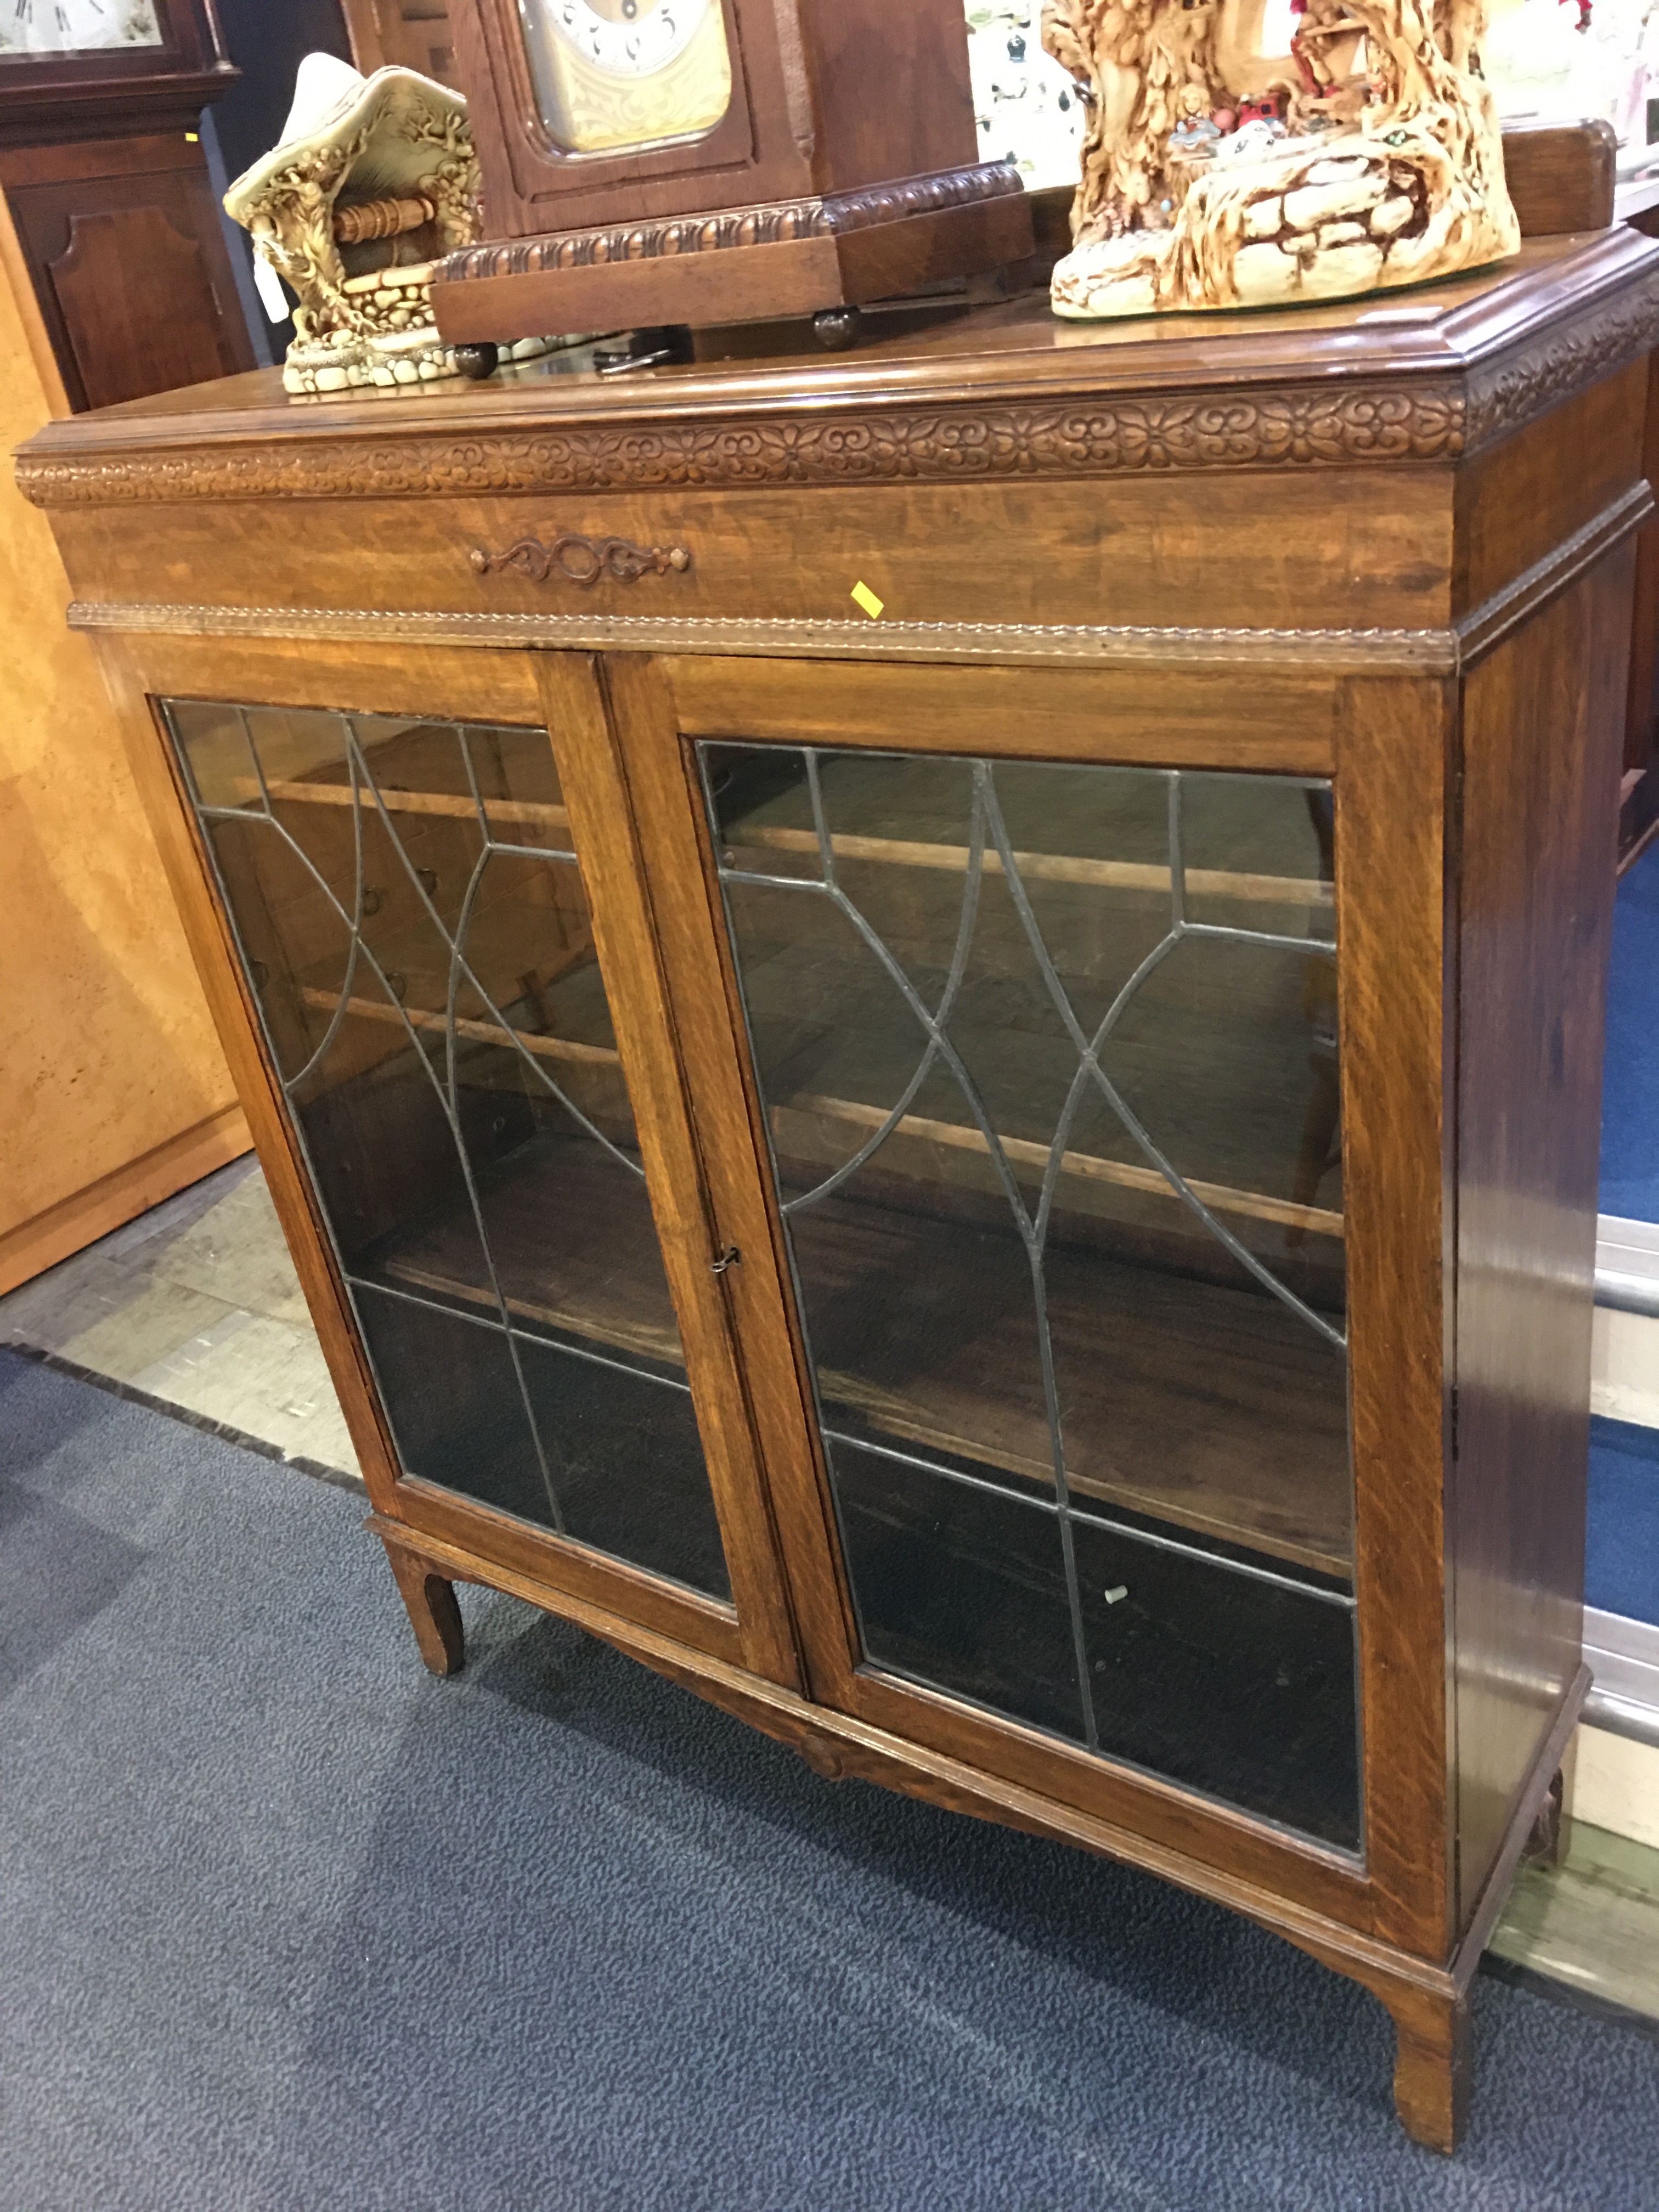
(18, 229, 1658, 2153)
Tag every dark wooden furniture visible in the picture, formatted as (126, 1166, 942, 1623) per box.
(19, 229, 1657, 2153)
(1500, 116, 1619, 239)
(430, 0, 1034, 348)
(0, 0, 255, 414)
(341, 0, 457, 83)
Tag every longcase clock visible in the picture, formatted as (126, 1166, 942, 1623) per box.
(0, 0, 255, 412)
(429, 0, 1035, 348)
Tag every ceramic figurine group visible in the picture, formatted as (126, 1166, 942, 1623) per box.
(1040, 1, 1521, 319)
(223, 54, 559, 395)
(228, 0, 1658, 386)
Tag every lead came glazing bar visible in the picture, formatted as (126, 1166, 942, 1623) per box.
(163, 699, 733, 1601)
(703, 739, 1361, 1849)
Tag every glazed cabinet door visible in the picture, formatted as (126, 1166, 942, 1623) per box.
(147, 647, 798, 1686)
(613, 652, 1430, 1922)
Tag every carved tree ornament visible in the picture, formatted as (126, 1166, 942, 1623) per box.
(223, 53, 563, 396)
(1041, 1, 1521, 319)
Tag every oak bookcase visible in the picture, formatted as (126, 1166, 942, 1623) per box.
(18, 229, 1658, 2149)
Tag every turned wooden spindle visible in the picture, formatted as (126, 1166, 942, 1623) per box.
(333, 193, 436, 245)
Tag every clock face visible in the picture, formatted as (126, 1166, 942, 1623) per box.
(0, 0, 165, 53)
(516, 0, 732, 154)
(546, 0, 709, 81)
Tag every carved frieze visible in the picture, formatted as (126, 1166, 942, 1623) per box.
(1465, 264, 1659, 452)
(15, 380, 1468, 506)
(18, 257, 1659, 509)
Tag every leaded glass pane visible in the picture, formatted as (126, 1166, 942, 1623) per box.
(165, 702, 730, 1603)
(705, 742, 1358, 1849)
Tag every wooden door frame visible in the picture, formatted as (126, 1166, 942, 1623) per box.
(94, 627, 800, 1685)
(89, 622, 1462, 1960)
(617, 647, 1455, 1955)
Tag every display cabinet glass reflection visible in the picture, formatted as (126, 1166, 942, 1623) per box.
(165, 699, 731, 1602)
(516, 0, 733, 153)
(706, 741, 1360, 1848)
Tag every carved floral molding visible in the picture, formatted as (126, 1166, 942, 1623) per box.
(14, 383, 1468, 506)
(17, 268, 1659, 509)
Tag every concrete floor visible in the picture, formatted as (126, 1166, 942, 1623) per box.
(3, 1158, 1657, 2036)
(0, 1156, 358, 1484)
(1492, 1820, 1659, 2025)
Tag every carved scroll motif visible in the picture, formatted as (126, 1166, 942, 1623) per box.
(468, 533, 693, 586)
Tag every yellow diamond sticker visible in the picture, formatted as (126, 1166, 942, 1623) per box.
(851, 581, 884, 620)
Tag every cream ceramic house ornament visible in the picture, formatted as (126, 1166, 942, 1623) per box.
(224, 54, 557, 395)
(1042, 1, 1521, 319)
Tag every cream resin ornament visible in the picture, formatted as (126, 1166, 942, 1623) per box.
(224, 54, 561, 396)
(1041, 1, 1521, 320)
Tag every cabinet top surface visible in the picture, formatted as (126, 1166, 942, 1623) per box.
(16, 232, 1659, 507)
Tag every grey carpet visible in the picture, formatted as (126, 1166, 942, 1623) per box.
(2, 1348, 1656, 2212)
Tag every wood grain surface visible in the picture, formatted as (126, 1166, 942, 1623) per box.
(36, 231, 1654, 2151)
(0, 126, 253, 416)
(0, 212, 246, 1295)
(538, 651, 804, 1690)
(1451, 551, 1631, 1927)
(1336, 675, 1457, 1961)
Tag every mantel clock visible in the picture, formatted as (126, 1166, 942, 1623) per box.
(430, 0, 1035, 348)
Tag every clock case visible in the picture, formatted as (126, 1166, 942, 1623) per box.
(0, 2, 230, 137)
(0, 0, 255, 415)
(430, 0, 1035, 344)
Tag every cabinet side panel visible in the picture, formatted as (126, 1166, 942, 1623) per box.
(1452, 551, 1632, 1928)
(1621, 351, 1659, 856)
(1451, 360, 1648, 619)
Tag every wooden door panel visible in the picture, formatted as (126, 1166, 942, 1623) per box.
(49, 206, 230, 411)
(615, 646, 1408, 1930)
(113, 633, 799, 1682)
(535, 652, 803, 1690)
(6, 153, 254, 412)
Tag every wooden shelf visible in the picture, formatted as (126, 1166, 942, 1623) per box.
(251, 771, 1325, 910)
(302, 977, 1340, 1240)
(778, 1093, 1343, 1240)
(300, 988, 620, 1069)
(244, 775, 572, 837)
(731, 823, 1332, 911)
(364, 1138, 1351, 1582)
